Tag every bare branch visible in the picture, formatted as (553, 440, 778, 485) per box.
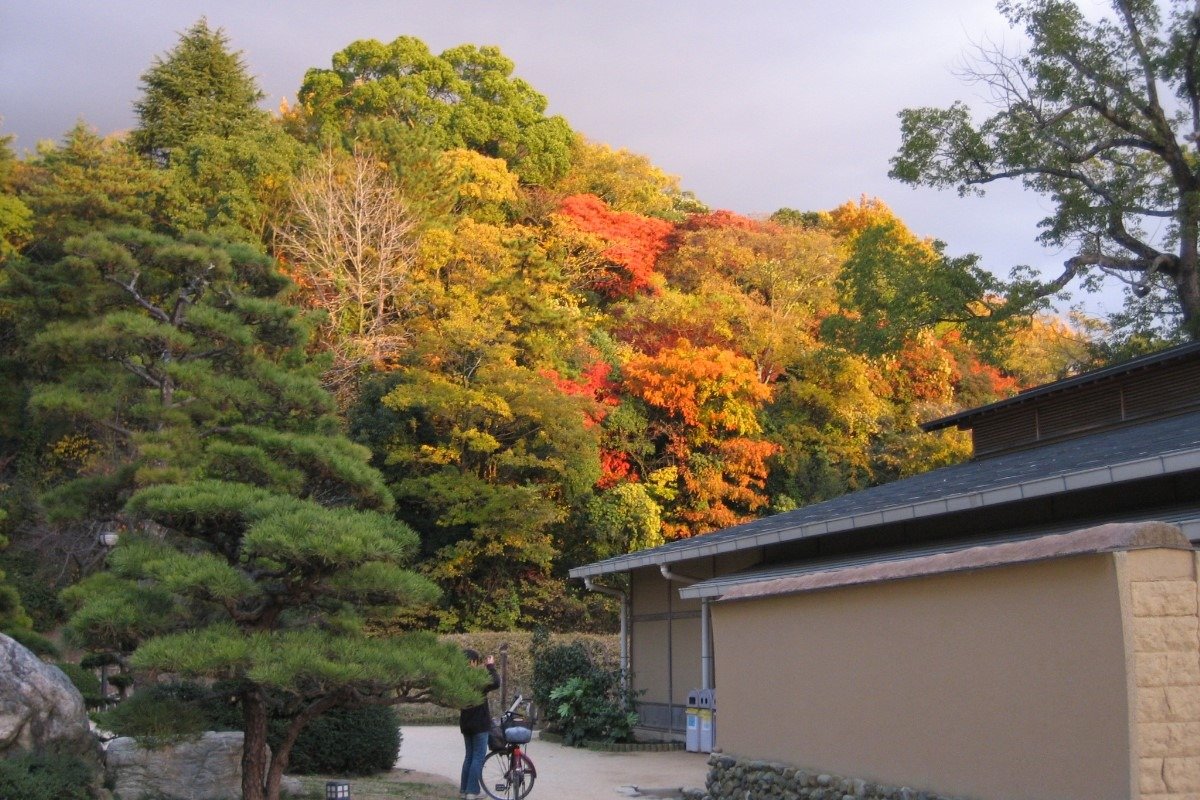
(275, 147, 420, 398)
(104, 272, 170, 323)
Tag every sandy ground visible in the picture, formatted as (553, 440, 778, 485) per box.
(395, 725, 710, 800)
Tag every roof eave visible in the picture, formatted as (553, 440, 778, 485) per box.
(568, 446, 1199, 580)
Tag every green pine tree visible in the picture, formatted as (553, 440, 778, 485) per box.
(13, 227, 482, 800)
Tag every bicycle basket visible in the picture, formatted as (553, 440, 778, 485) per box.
(503, 726, 532, 744)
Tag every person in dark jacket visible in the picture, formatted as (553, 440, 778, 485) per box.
(459, 649, 500, 799)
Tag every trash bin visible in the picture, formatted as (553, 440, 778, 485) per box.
(697, 689, 715, 752)
(685, 689, 700, 752)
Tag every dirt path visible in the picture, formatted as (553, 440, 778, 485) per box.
(395, 725, 710, 800)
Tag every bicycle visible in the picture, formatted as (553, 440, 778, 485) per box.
(481, 694, 537, 800)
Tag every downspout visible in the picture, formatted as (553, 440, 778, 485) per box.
(658, 564, 713, 711)
(583, 577, 629, 699)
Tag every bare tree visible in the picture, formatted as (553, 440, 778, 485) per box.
(275, 147, 419, 396)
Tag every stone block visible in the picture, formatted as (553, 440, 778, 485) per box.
(1166, 756, 1200, 792)
(1139, 722, 1200, 757)
(1127, 549, 1197, 581)
(107, 731, 263, 800)
(1141, 687, 1172, 722)
(1167, 685, 1200, 721)
(1132, 580, 1200, 617)
(1170, 652, 1200, 683)
(1139, 653, 1173, 687)
(1134, 616, 1200, 653)
(1140, 757, 1167, 794)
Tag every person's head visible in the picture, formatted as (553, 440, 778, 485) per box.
(463, 648, 481, 666)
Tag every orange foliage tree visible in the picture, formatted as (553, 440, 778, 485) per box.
(620, 341, 778, 538)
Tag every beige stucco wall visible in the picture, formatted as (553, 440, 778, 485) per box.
(1123, 549, 1200, 799)
(711, 554, 1131, 800)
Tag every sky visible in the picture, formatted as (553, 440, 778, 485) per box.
(0, 0, 1121, 316)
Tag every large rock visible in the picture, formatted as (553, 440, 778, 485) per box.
(0, 632, 99, 760)
(106, 731, 301, 800)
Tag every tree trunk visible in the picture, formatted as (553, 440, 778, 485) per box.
(265, 695, 340, 800)
(241, 689, 269, 800)
(1177, 212, 1200, 339)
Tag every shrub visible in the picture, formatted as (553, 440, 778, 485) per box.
(531, 632, 639, 745)
(546, 671, 639, 746)
(286, 706, 401, 775)
(56, 662, 103, 707)
(0, 752, 97, 800)
(530, 637, 598, 713)
(92, 682, 219, 745)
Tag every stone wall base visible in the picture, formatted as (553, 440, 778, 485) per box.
(705, 754, 969, 800)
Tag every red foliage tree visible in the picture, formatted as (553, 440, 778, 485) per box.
(557, 193, 673, 298)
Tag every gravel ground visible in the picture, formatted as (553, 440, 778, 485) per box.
(394, 725, 710, 800)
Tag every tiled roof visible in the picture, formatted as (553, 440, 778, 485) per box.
(569, 409, 1200, 578)
(922, 340, 1200, 432)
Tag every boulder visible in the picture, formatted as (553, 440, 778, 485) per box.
(106, 731, 301, 800)
(0, 632, 99, 760)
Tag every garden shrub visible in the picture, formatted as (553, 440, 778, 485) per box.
(546, 671, 639, 746)
(92, 682, 219, 745)
(286, 706, 401, 775)
(531, 632, 639, 745)
(530, 637, 597, 713)
(0, 752, 97, 800)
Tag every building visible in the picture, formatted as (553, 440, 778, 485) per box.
(570, 341, 1200, 799)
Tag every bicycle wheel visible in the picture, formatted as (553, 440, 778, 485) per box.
(480, 750, 537, 800)
(510, 752, 536, 799)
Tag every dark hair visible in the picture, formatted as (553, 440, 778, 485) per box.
(463, 648, 481, 663)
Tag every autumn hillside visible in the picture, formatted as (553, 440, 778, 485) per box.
(0, 23, 1099, 636)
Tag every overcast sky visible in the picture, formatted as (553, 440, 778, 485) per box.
(0, 0, 1122, 316)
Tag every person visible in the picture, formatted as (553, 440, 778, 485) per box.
(459, 649, 500, 800)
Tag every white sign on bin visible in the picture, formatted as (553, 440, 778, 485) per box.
(685, 690, 701, 752)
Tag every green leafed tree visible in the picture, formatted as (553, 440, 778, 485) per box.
(821, 219, 1007, 356)
(297, 36, 574, 185)
(24, 227, 485, 800)
(0, 130, 32, 260)
(130, 18, 266, 166)
(891, 0, 1200, 338)
(358, 362, 600, 630)
(127, 19, 309, 245)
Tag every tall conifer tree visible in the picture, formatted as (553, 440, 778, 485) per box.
(131, 19, 265, 165)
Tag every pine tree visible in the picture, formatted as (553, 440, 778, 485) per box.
(11, 227, 481, 800)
